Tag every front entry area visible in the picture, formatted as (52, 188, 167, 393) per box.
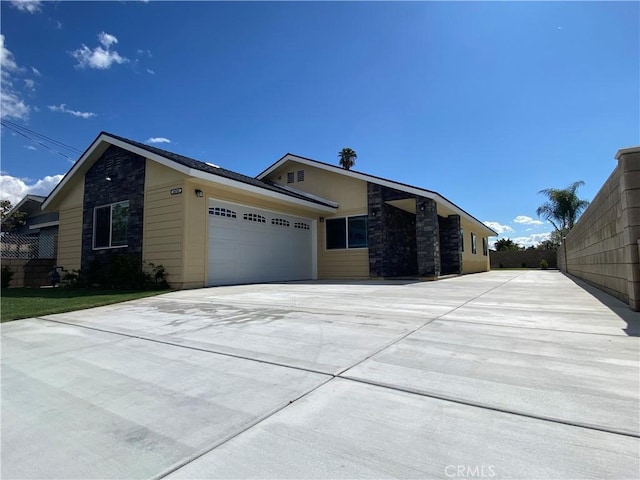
(207, 199, 315, 286)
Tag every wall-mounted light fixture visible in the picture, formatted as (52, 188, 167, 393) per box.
(105, 176, 112, 182)
(195, 189, 204, 198)
(371, 209, 378, 217)
(319, 217, 325, 223)
(419, 203, 426, 212)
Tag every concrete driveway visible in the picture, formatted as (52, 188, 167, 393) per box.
(2, 271, 639, 479)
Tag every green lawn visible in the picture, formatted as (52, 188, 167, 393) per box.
(1, 288, 170, 322)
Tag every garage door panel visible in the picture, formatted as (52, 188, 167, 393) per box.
(207, 199, 313, 286)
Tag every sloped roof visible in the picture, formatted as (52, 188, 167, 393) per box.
(1, 195, 46, 224)
(43, 132, 337, 211)
(258, 153, 498, 236)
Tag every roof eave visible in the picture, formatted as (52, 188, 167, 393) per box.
(43, 134, 337, 214)
(259, 154, 496, 235)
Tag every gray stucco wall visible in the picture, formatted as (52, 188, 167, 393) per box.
(558, 146, 640, 310)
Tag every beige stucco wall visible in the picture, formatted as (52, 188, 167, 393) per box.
(559, 147, 640, 309)
(56, 177, 84, 272)
(461, 217, 490, 273)
(265, 161, 369, 278)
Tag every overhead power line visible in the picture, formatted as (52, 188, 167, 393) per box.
(0, 119, 83, 160)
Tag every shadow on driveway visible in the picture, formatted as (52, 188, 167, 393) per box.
(564, 273, 640, 336)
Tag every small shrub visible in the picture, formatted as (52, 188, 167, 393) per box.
(540, 259, 549, 270)
(1, 265, 14, 289)
(64, 255, 169, 290)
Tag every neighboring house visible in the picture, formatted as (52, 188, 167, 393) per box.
(1, 194, 59, 259)
(43, 132, 496, 289)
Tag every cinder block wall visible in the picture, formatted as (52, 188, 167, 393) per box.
(558, 146, 640, 310)
(490, 250, 557, 269)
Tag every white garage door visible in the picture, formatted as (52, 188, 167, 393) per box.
(207, 199, 315, 286)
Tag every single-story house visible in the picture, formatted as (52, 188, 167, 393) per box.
(2, 194, 59, 259)
(42, 132, 497, 289)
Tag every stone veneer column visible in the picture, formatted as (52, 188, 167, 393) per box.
(616, 147, 640, 310)
(416, 197, 440, 277)
(367, 183, 385, 277)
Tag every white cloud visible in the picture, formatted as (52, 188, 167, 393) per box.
(9, 0, 43, 14)
(146, 68, 155, 75)
(483, 221, 514, 234)
(0, 174, 63, 205)
(24, 78, 35, 90)
(31, 66, 41, 76)
(98, 32, 118, 48)
(24, 145, 37, 151)
(146, 137, 171, 144)
(512, 233, 552, 248)
(71, 32, 129, 70)
(48, 103, 96, 119)
(514, 215, 544, 225)
(137, 49, 152, 57)
(0, 35, 30, 121)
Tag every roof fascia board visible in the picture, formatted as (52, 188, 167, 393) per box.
(42, 133, 112, 210)
(29, 221, 60, 229)
(186, 168, 337, 213)
(261, 155, 497, 235)
(44, 135, 336, 214)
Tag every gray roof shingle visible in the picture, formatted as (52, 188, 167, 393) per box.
(104, 132, 335, 208)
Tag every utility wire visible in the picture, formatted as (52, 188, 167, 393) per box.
(0, 119, 83, 159)
(1, 119, 83, 154)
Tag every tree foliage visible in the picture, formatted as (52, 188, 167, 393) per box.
(0, 200, 26, 232)
(494, 238, 522, 251)
(536, 181, 589, 234)
(338, 147, 357, 170)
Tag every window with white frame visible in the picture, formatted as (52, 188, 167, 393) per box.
(482, 237, 488, 256)
(326, 215, 368, 249)
(471, 232, 477, 254)
(94, 201, 129, 249)
(287, 172, 295, 184)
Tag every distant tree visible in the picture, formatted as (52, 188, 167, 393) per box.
(338, 147, 357, 170)
(0, 200, 26, 232)
(536, 231, 562, 251)
(536, 181, 590, 235)
(494, 238, 522, 251)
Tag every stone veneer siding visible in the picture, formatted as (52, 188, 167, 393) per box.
(81, 145, 146, 271)
(416, 198, 440, 277)
(368, 183, 440, 277)
(439, 215, 461, 275)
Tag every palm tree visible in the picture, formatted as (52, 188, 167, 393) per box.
(536, 181, 590, 234)
(338, 148, 357, 170)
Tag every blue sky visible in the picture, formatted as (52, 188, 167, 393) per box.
(1, 0, 638, 246)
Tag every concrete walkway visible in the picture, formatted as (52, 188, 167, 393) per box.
(1, 270, 638, 479)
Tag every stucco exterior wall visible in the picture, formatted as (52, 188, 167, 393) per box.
(56, 177, 84, 272)
(461, 217, 489, 273)
(558, 147, 640, 310)
(265, 161, 369, 278)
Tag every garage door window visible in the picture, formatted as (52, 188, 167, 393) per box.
(93, 201, 129, 249)
(243, 213, 266, 223)
(326, 215, 368, 249)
